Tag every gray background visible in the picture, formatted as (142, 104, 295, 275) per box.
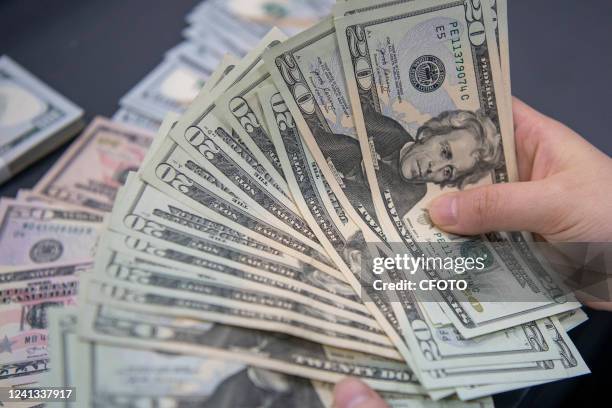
(1, 1, 611, 407)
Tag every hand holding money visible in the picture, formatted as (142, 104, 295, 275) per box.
(3, 0, 604, 406)
(332, 90, 612, 401)
(429, 97, 612, 242)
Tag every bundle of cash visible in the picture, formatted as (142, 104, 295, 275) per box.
(0, 118, 154, 389)
(1, 1, 593, 407)
(0, 56, 83, 184)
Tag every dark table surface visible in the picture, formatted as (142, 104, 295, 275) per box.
(1, 1, 611, 406)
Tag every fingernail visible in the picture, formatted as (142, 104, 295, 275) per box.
(345, 394, 369, 408)
(430, 195, 458, 226)
(336, 391, 369, 408)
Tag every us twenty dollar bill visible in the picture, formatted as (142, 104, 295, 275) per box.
(47, 307, 329, 408)
(86, 267, 397, 358)
(167, 29, 289, 199)
(456, 316, 590, 400)
(94, 243, 389, 338)
(258, 18, 435, 390)
(335, 0, 573, 339)
(258, 83, 420, 369)
(216, 63, 286, 179)
(263, 17, 387, 242)
(142, 129, 323, 257)
(140, 107, 332, 269)
(93, 231, 386, 341)
(138, 142, 338, 275)
(109, 176, 366, 312)
(333, 0, 578, 338)
(115, 171, 358, 302)
(78, 299, 424, 394)
(260, 21, 429, 385)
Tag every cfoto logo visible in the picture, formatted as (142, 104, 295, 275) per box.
(409, 55, 446, 93)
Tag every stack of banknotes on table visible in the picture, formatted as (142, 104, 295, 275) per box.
(113, 0, 336, 133)
(0, 0, 593, 407)
(0, 56, 83, 184)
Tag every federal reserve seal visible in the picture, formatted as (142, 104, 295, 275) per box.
(409, 55, 446, 93)
(30, 239, 64, 263)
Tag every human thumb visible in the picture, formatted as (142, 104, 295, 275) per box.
(333, 378, 388, 408)
(428, 180, 560, 236)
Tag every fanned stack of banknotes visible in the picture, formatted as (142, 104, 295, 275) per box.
(0, 0, 593, 407)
